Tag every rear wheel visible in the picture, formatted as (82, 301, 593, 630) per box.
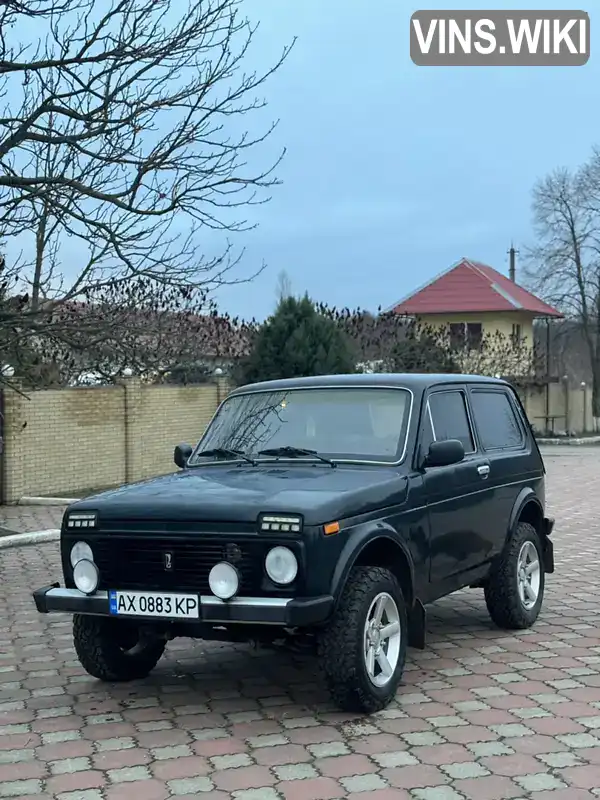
(73, 615, 166, 682)
(318, 566, 407, 713)
(484, 521, 545, 630)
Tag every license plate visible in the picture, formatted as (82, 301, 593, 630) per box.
(109, 590, 200, 619)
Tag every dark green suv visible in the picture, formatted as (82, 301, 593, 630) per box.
(33, 373, 554, 713)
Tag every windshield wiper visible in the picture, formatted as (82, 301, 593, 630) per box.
(257, 446, 337, 468)
(194, 447, 256, 465)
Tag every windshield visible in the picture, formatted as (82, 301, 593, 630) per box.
(191, 387, 412, 464)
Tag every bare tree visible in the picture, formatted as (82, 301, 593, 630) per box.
(0, 257, 260, 386)
(525, 161, 600, 414)
(0, 0, 65, 26)
(0, 0, 292, 380)
(275, 269, 293, 303)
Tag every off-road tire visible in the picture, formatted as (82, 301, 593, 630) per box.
(317, 566, 408, 713)
(484, 521, 545, 630)
(73, 614, 166, 682)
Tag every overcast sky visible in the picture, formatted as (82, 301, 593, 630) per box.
(212, 0, 598, 319)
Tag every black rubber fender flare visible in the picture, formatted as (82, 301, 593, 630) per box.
(329, 521, 416, 613)
(506, 488, 553, 572)
(508, 487, 543, 539)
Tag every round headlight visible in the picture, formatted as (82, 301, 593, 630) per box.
(70, 541, 93, 568)
(209, 562, 239, 600)
(265, 546, 298, 585)
(73, 559, 100, 595)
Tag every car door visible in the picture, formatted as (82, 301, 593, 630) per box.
(421, 385, 495, 585)
(467, 385, 534, 560)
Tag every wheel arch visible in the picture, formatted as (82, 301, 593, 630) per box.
(508, 488, 543, 540)
(505, 489, 553, 573)
(330, 525, 415, 613)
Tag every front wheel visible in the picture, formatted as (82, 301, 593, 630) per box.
(73, 615, 166, 682)
(318, 566, 408, 713)
(484, 521, 545, 630)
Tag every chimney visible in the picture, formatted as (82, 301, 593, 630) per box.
(509, 244, 517, 282)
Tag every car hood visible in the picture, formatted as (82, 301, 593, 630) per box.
(69, 464, 409, 527)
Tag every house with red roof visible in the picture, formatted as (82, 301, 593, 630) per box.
(387, 257, 563, 360)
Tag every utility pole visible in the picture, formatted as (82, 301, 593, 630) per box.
(508, 243, 518, 282)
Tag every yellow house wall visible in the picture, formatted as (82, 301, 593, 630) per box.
(416, 312, 535, 347)
(414, 312, 536, 376)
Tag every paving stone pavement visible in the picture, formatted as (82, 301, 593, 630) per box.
(0, 505, 65, 535)
(1, 446, 600, 799)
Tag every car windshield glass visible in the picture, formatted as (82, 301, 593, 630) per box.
(190, 387, 411, 464)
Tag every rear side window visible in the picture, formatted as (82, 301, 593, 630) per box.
(428, 391, 475, 453)
(470, 390, 524, 450)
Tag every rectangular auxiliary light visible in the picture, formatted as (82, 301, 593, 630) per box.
(260, 514, 302, 533)
(66, 512, 98, 529)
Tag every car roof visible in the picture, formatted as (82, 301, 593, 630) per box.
(229, 373, 509, 396)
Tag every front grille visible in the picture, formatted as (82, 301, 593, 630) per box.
(90, 535, 272, 594)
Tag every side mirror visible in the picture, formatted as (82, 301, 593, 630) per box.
(425, 439, 465, 468)
(174, 443, 193, 469)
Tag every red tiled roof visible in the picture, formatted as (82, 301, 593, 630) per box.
(388, 258, 563, 318)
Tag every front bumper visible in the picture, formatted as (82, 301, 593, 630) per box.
(33, 584, 334, 627)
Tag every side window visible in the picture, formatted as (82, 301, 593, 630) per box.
(428, 391, 475, 453)
(470, 390, 524, 450)
(421, 406, 435, 453)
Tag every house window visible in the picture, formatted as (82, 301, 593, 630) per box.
(448, 322, 482, 350)
(466, 322, 482, 349)
(511, 323, 522, 349)
(449, 323, 465, 349)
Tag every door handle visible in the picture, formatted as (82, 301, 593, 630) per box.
(477, 464, 490, 478)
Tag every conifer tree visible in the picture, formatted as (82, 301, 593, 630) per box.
(239, 295, 356, 383)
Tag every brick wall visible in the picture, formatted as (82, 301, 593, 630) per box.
(2, 377, 229, 502)
(2, 377, 596, 503)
